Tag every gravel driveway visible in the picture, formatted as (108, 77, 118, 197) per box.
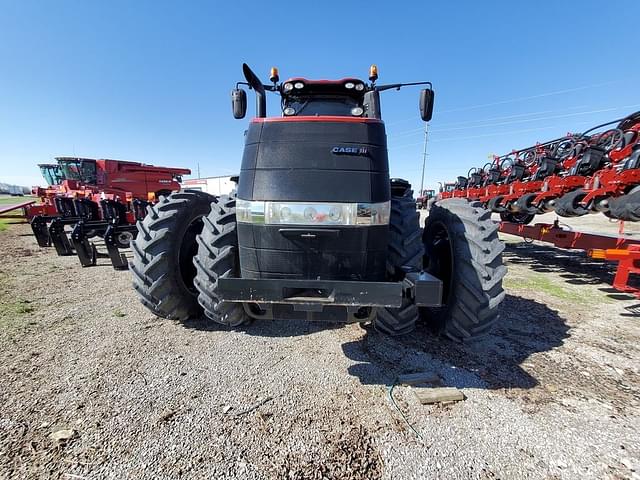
(1, 220, 639, 479)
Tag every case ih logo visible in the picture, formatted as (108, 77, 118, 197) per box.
(331, 146, 369, 156)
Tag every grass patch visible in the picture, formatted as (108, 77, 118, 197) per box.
(0, 195, 35, 206)
(0, 217, 23, 232)
(0, 298, 37, 330)
(14, 299, 34, 314)
(504, 272, 586, 302)
(0, 298, 35, 316)
(0, 273, 37, 331)
(113, 310, 127, 318)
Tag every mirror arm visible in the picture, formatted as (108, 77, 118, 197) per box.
(236, 81, 278, 93)
(375, 81, 432, 92)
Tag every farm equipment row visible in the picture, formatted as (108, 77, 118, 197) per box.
(441, 111, 640, 224)
(23, 156, 190, 269)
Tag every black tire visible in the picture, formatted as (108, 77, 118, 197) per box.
(499, 211, 536, 225)
(114, 230, 135, 249)
(193, 196, 247, 327)
(487, 195, 506, 213)
(515, 192, 540, 215)
(608, 190, 640, 221)
(130, 190, 214, 320)
(422, 199, 506, 341)
(553, 188, 589, 217)
(373, 184, 424, 336)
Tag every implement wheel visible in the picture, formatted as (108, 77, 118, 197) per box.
(422, 199, 506, 341)
(515, 192, 541, 215)
(608, 188, 640, 221)
(499, 211, 535, 225)
(193, 195, 247, 327)
(487, 195, 506, 213)
(130, 190, 214, 320)
(553, 188, 589, 217)
(373, 181, 424, 336)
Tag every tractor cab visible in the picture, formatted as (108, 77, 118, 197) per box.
(279, 78, 367, 117)
(56, 157, 98, 187)
(38, 163, 65, 186)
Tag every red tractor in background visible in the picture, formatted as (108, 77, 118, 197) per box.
(28, 156, 190, 269)
(416, 189, 436, 209)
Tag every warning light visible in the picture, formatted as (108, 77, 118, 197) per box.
(270, 67, 279, 83)
(369, 64, 378, 82)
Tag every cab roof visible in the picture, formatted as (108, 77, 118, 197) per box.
(281, 78, 368, 97)
(284, 77, 366, 85)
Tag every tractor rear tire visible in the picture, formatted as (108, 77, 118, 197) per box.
(422, 199, 506, 341)
(130, 190, 214, 320)
(193, 195, 247, 327)
(373, 183, 424, 336)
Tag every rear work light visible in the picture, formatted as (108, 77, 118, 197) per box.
(236, 200, 390, 226)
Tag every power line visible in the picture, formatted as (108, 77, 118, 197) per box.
(389, 104, 640, 139)
(389, 122, 592, 150)
(384, 80, 619, 128)
(387, 105, 588, 137)
(437, 80, 619, 114)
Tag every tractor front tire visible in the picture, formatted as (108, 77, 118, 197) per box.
(193, 196, 246, 327)
(373, 183, 424, 336)
(422, 199, 506, 341)
(130, 190, 214, 320)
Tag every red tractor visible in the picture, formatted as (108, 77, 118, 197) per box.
(416, 189, 436, 209)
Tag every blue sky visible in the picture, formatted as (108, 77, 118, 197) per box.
(1, 0, 638, 192)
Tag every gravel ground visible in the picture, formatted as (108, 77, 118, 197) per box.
(1, 215, 639, 480)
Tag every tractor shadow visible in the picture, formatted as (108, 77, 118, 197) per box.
(341, 294, 570, 390)
(503, 241, 640, 300)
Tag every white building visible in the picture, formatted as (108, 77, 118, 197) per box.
(181, 175, 237, 196)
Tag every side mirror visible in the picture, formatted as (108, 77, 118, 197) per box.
(231, 88, 247, 119)
(419, 88, 435, 122)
